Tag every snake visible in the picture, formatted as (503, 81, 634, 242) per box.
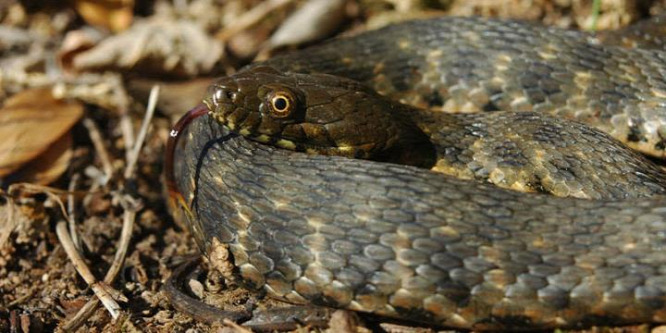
(166, 16, 666, 330)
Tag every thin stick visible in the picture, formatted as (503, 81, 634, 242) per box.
(62, 87, 154, 331)
(82, 118, 114, 184)
(108, 195, 139, 280)
(55, 222, 121, 319)
(67, 174, 81, 251)
(124, 85, 159, 179)
(111, 78, 135, 164)
(216, 0, 295, 41)
(60, 196, 139, 331)
(8, 183, 70, 220)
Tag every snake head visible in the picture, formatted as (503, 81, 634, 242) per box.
(205, 66, 435, 168)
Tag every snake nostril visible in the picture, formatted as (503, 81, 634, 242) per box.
(209, 86, 238, 106)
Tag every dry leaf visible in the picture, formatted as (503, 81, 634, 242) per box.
(58, 28, 107, 73)
(267, 0, 348, 49)
(127, 77, 212, 119)
(0, 89, 83, 181)
(75, 0, 134, 32)
(6, 133, 73, 185)
(71, 18, 223, 78)
(0, 199, 31, 250)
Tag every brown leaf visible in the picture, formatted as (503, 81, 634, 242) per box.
(7, 133, 73, 185)
(74, 0, 134, 32)
(0, 89, 83, 181)
(0, 199, 31, 250)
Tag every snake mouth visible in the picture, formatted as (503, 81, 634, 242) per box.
(165, 104, 209, 199)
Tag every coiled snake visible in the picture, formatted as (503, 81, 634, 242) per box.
(167, 16, 666, 330)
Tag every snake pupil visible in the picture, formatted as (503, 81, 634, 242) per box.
(273, 96, 288, 111)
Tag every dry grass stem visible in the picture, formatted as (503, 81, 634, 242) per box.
(82, 118, 113, 184)
(55, 222, 122, 319)
(61, 86, 154, 330)
(124, 85, 158, 180)
(67, 173, 81, 251)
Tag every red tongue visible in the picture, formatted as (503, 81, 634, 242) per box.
(165, 104, 209, 199)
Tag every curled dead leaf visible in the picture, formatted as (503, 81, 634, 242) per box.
(58, 28, 107, 74)
(267, 0, 348, 50)
(71, 19, 223, 78)
(0, 199, 24, 250)
(0, 89, 83, 185)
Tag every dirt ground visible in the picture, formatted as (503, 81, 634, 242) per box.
(2, 0, 666, 332)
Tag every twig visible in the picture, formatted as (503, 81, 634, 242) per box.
(8, 183, 70, 219)
(60, 195, 140, 331)
(216, 0, 296, 41)
(82, 118, 113, 184)
(120, 115, 135, 164)
(67, 174, 81, 251)
(109, 77, 135, 165)
(108, 195, 139, 280)
(124, 85, 158, 180)
(55, 222, 122, 319)
(62, 86, 154, 331)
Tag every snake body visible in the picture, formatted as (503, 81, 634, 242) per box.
(170, 16, 666, 329)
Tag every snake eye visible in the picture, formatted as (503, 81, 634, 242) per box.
(268, 91, 295, 118)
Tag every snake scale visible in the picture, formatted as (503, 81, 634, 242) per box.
(168, 16, 666, 330)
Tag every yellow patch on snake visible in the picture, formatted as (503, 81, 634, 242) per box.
(276, 139, 296, 150)
(427, 49, 443, 59)
(508, 181, 536, 193)
(373, 62, 386, 75)
(432, 162, 474, 179)
(461, 31, 480, 43)
(398, 39, 410, 49)
(651, 87, 666, 98)
(574, 71, 592, 88)
(336, 146, 354, 152)
(494, 53, 512, 71)
(510, 96, 532, 111)
(430, 226, 460, 241)
(239, 128, 251, 136)
(538, 51, 557, 60)
(255, 134, 270, 143)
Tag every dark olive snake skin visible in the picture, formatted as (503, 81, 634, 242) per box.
(252, 16, 666, 159)
(169, 16, 666, 330)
